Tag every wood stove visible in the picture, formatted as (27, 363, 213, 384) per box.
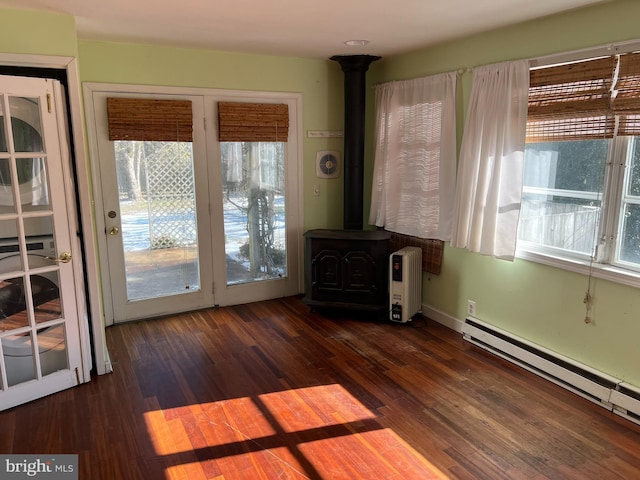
(302, 55, 389, 313)
(303, 229, 390, 312)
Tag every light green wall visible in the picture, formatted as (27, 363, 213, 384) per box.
(370, 0, 640, 384)
(78, 40, 347, 231)
(3, 2, 638, 385)
(0, 8, 77, 56)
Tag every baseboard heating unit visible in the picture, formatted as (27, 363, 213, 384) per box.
(462, 317, 640, 426)
(389, 246, 422, 323)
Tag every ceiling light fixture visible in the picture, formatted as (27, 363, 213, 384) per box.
(344, 40, 370, 47)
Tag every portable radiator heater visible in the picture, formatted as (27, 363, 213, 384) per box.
(389, 246, 422, 323)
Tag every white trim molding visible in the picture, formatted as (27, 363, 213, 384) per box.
(421, 303, 464, 332)
(0, 53, 109, 376)
(421, 304, 640, 426)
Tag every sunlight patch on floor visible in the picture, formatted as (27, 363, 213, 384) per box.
(258, 384, 377, 433)
(142, 384, 448, 479)
(299, 428, 450, 479)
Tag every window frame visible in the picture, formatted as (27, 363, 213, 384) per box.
(516, 40, 640, 288)
(611, 136, 640, 270)
(518, 137, 612, 261)
(516, 135, 640, 288)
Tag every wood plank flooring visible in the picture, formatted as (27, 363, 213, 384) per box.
(2, 296, 640, 479)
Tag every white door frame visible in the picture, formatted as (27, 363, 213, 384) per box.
(0, 53, 108, 376)
(204, 94, 304, 306)
(88, 91, 216, 322)
(84, 82, 304, 321)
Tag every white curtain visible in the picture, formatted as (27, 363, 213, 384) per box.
(369, 72, 457, 240)
(451, 60, 529, 260)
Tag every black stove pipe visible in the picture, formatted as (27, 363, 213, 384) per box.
(330, 54, 381, 230)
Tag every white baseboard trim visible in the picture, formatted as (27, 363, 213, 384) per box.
(421, 304, 464, 332)
(419, 304, 640, 426)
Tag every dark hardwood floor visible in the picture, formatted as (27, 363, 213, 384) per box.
(2, 296, 640, 479)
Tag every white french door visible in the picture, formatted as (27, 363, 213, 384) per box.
(89, 92, 214, 323)
(0, 75, 85, 410)
(86, 86, 302, 324)
(204, 96, 302, 307)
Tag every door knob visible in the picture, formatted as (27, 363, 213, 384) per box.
(45, 252, 72, 263)
(58, 252, 72, 263)
(109, 226, 120, 235)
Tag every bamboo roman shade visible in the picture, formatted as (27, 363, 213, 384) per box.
(526, 57, 616, 142)
(107, 98, 193, 142)
(218, 102, 289, 142)
(612, 53, 640, 136)
(527, 52, 640, 142)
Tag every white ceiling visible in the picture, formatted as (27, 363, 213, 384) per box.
(1, 0, 610, 59)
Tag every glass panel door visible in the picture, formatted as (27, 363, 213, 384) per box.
(221, 142, 287, 284)
(91, 92, 214, 323)
(114, 141, 200, 300)
(87, 90, 302, 321)
(208, 96, 301, 307)
(0, 76, 83, 410)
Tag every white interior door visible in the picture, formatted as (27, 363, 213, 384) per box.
(0, 75, 85, 411)
(86, 87, 302, 324)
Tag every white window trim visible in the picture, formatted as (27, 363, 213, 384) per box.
(516, 136, 640, 287)
(517, 247, 640, 289)
(516, 40, 640, 288)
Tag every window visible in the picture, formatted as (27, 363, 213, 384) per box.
(517, 52, 640, 281)
(369, 73, 457, 241)
(616, 137, 640, 266)
(519, 139, 608, 258)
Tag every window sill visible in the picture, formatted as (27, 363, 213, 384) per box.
(516, 249, 640, 289)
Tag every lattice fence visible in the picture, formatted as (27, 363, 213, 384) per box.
(145, 143, 197, 249)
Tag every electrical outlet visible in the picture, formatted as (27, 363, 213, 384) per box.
(467, 300, 477, 317)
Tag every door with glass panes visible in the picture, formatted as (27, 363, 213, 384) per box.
(87, 88, 301, 323)
(0, 75, 85, 411)
(208, 97, 301, 307)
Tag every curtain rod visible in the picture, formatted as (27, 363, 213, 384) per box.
(456, 38, 640, 74)
(528, 38, 640, 68)
(373, 38, 640, 85)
